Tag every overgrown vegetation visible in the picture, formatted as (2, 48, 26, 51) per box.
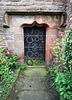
(0, 38, 27, 99)
(0, 28, 72, 100)
(25, 59, 45, 66)
(48, 29, 72, 100)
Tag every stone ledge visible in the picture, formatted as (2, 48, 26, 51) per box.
(0, 2, 66, 6)
(5, 10, 65, 14)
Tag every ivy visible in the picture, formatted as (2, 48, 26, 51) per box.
(48, 29, 72, 100)
(55, 73, 72, 100)
(64, 29, 72, 72)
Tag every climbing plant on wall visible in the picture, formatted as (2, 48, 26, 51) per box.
(64, 29, 72, 72)
(48, 29, 72, 100)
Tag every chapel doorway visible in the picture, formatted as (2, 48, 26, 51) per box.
(24, 26, 46, 66)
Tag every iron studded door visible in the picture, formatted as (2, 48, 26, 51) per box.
(24, 26, 46, 66)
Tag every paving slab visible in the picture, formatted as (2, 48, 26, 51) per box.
(11, 90, 59, 100)
(14, 77, 50, 91)
(8, 67, 60, 100)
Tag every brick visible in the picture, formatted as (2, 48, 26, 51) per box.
(7, 41, 14, 50)
(2, 0, 21, 2)
(0, 0, 70, 66)
(35, 0, 44, 1)
(45, 50, 53, 63)
(19, 52, 24, 57)
(5, 35, 13, 40)
(46, 35, 57, 45)
(53, 0, 65, 2)
(14, 34, 24, 41)
(8, 50, 14, 55)
(45, 0, 53, 2)
(14, 41, 24, 50)
(46, 28, 58, 35)
(17, 58, 24, 65)
(0, 40, 6, 46)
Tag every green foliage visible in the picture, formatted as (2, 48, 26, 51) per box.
(64, 29, 72, 72)
(7, 54, 19, 69)
(48, 29, 72, 100)
(0, 48, 13, 99)
(21, 64, 27, 69)
(25, 59, 45, 66)
(0, 46, 19, 99)
(53, 39, 65, 72)
(0, 44, 27, 99)
(55, 72, 72, 100)
(49, 36, 65, 80)
(0, 48, 19, 69)
(48, 65, 57, 80)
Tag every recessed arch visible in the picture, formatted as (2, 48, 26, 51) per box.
(21, 21, 49, 28)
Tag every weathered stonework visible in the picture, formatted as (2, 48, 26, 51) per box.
(0, 0, 71, 66)
(3, 15, 60, 65)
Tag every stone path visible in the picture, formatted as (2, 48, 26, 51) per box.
(8, 66, 60, 100)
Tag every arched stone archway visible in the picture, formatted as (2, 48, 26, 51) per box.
(4, 14, 61, 66)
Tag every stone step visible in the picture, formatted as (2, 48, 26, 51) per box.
(27, 66, 45, 68)
(21, 67, 48, 77)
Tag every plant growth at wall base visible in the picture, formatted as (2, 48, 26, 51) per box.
(48, 29, 72, 100)
(0, 38, 27, 99)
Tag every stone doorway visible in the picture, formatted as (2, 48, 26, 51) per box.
(24, 26, 46, 66)
(3, 14, 60, 67)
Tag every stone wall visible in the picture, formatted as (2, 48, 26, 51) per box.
(0, 0, 66, 2)
(4, 15, 60, 65)
(0, 0, 70, 65)
(0, 0, 66, 47)
(69, 0, 72, 27)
